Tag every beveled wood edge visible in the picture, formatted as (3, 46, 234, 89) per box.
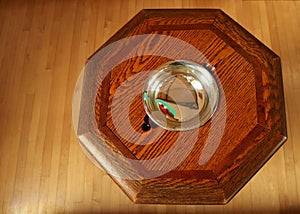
(76, 123, 287, 204)
(223, 133, 287, 204)
(99, 126, 138, 159)
(79, 10, 287, 143)
(88, 9, 221, 62)
(94, 68, 142, 159)
(76, 131, 219, 204)
(213, 9, 287, 137)
(92, 14, 288, 162)
(271, 57, 287, 136)
(134, 190, 226, 205)
(208, 13, 287, 136)
(129, 123, 287, 204)
(135, 178, 225, 205)
(74, 9, 288, 204)
(76, 132, 143, 201)
(216, 124, 287, 202)
(87, 8, 288, 138)
(214, 10, 280, 65)
(138, 9, 286, 138)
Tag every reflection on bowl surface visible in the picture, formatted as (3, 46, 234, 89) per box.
(143, 60, 220, 131)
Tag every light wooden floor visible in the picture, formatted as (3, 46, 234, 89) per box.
(0, 0, 299, 213)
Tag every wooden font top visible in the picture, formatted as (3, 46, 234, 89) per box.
(74, 9, 287, 204)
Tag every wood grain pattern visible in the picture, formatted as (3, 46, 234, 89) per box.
(76, 9, 287, 204)
(0, 0, 299, 212)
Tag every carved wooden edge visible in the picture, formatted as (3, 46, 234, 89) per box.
(141, 9, 287, 137)
(212, 10, 287, 136)
(95, 8, 287, 166)
(215, 124, 287, 202)
(77, 131, 222, 204)
(89, 8, 287, 139)
(136, 179, 226, 205)
(75, 9, 288, 204)
(125, 128, 286, 205)
(77, 132, 144, 201)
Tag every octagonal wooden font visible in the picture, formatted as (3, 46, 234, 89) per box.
(72, 9, 287, 204)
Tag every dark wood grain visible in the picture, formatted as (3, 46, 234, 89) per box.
(77, 9, 287, 204)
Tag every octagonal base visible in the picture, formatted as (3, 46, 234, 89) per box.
(73, 9, 287, 204)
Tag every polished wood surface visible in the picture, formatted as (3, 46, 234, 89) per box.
(0, 0, 299, 213)
(82, 9, 287, 204)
